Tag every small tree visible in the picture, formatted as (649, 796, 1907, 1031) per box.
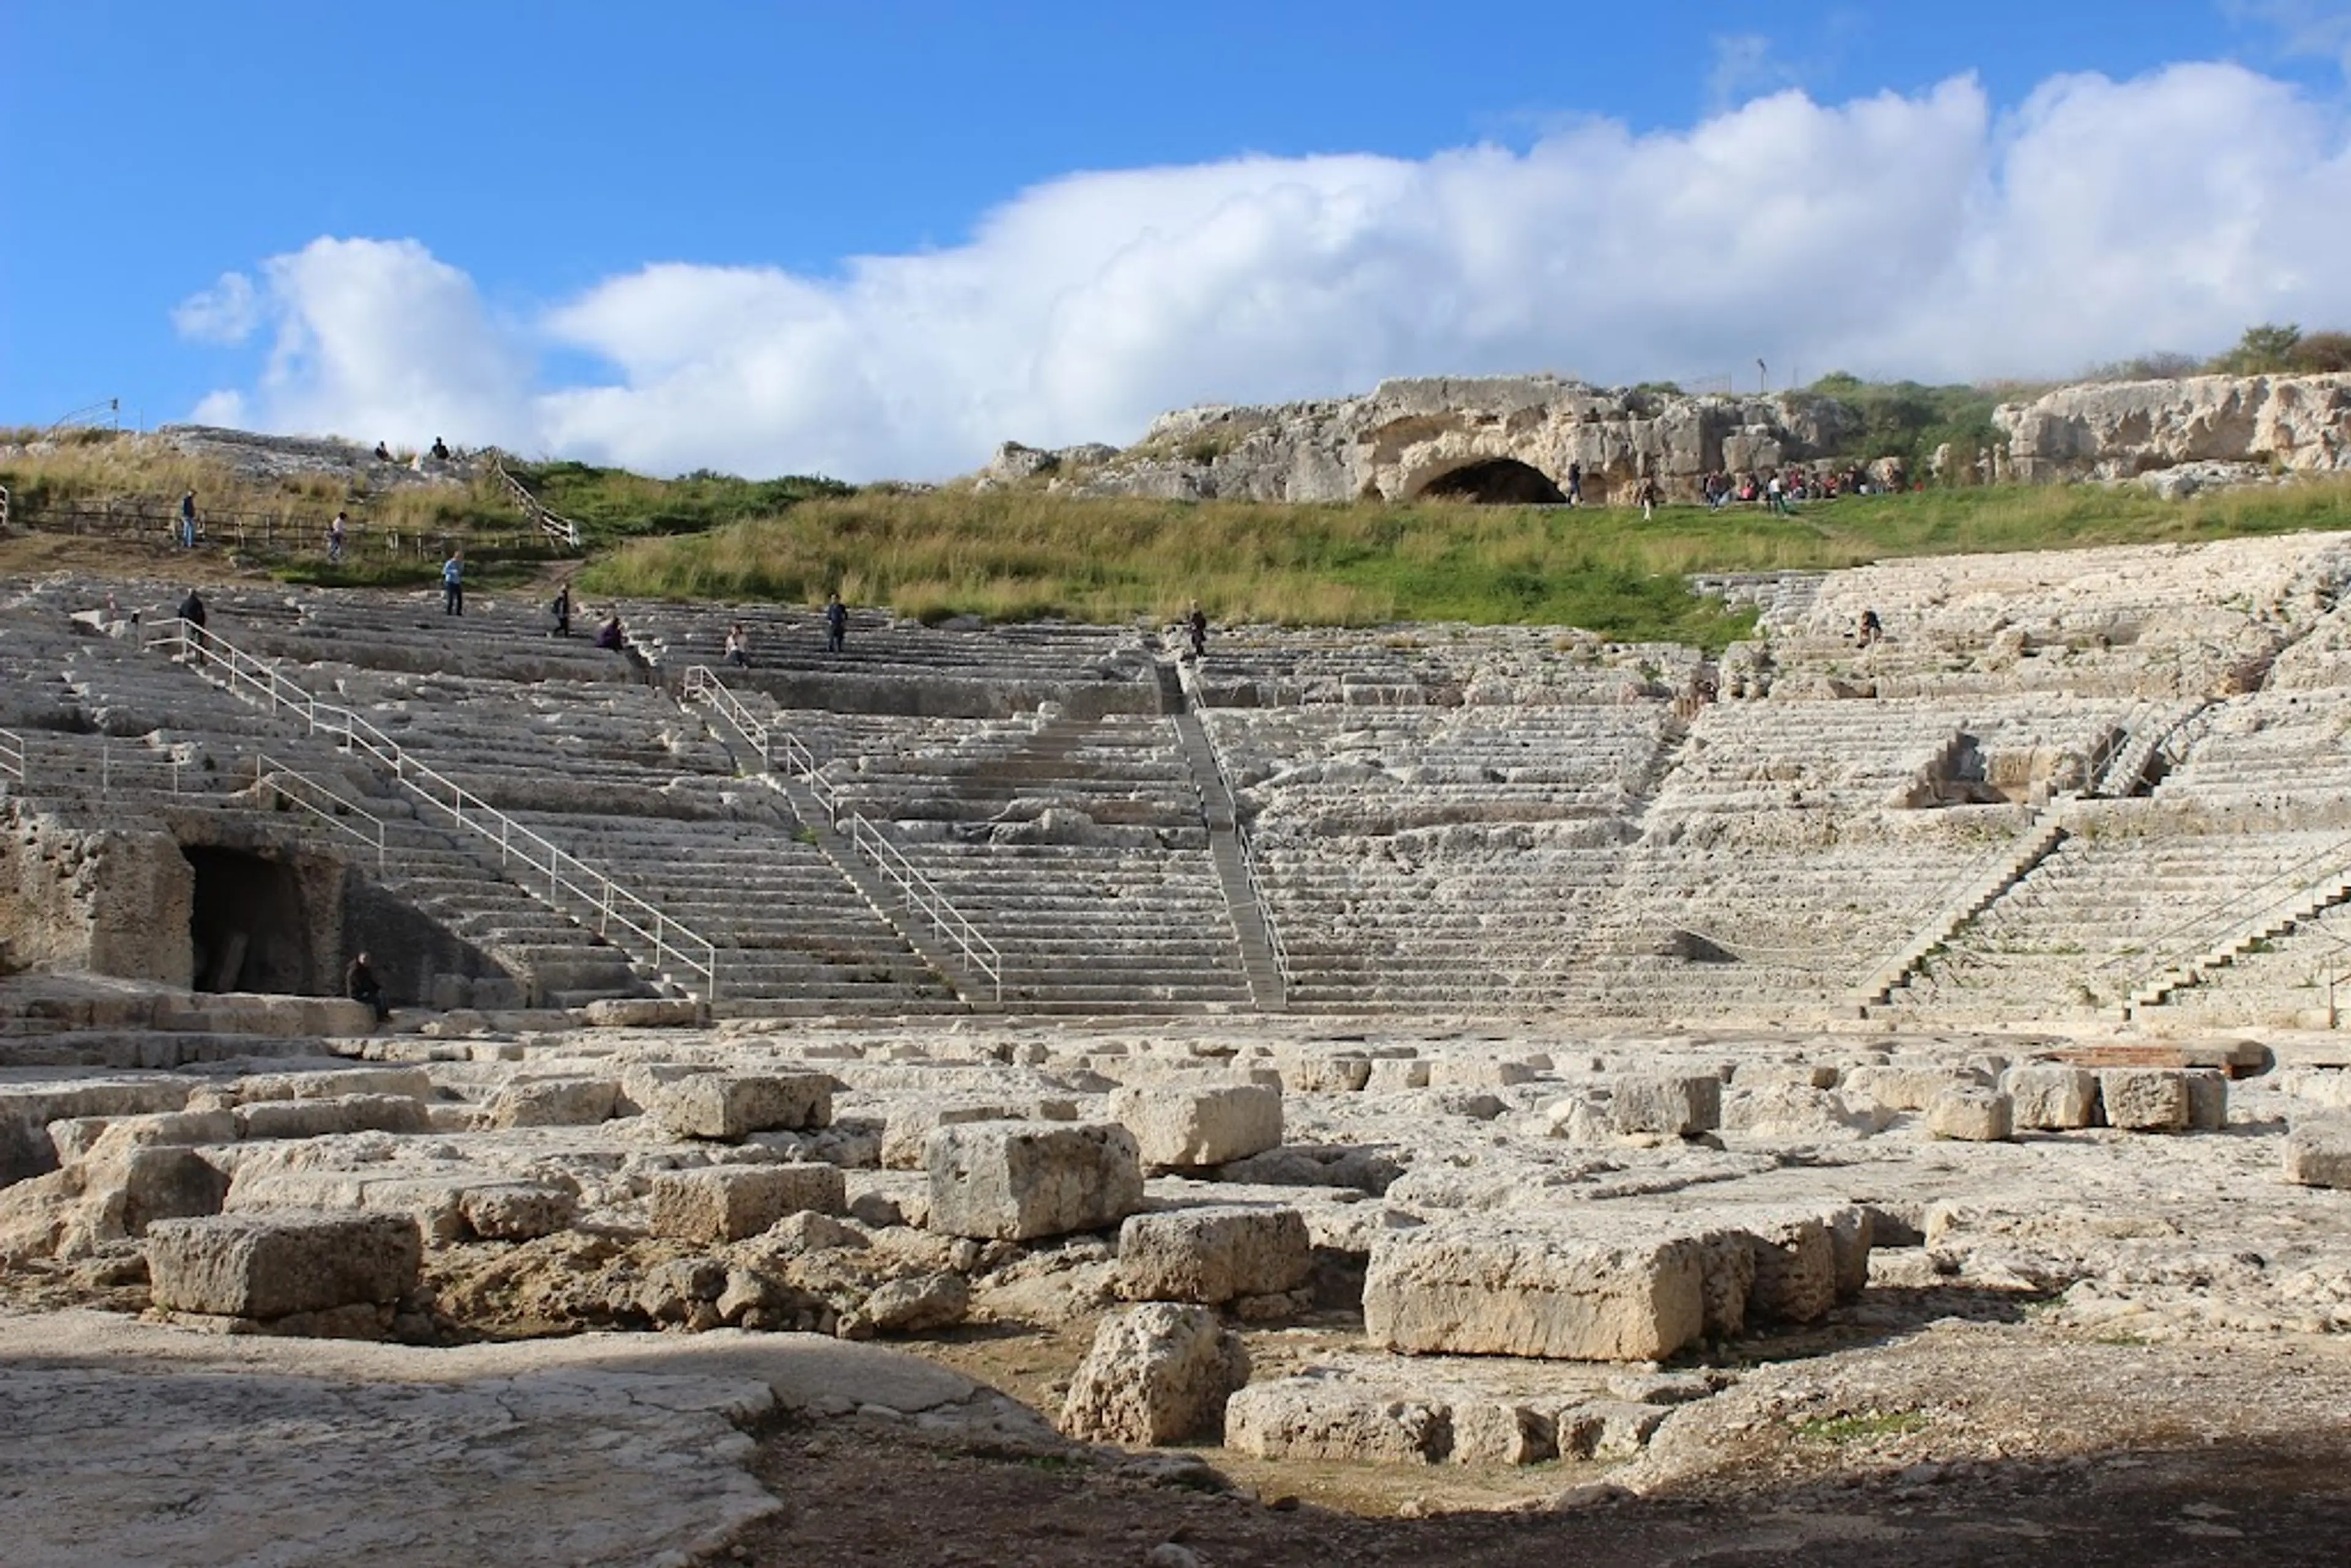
(2213, 323, 2303, 375)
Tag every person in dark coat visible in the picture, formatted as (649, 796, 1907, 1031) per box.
(824, 593, 848, 655)
(176, 588, 207, 631)
(550, 582, 572, 637)
(345, 951, 389, 1024)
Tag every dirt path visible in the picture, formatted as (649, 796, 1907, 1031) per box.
(732, 1323, 2351, 1567)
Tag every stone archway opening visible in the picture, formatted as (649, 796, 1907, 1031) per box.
(1418, 459, 1568, 505)
(184, 846, 313, 993)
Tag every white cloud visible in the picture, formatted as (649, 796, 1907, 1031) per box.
(171, 272, 260, 345)
(186, 61, 2351, 480)
(1707, 34, 1799, 113)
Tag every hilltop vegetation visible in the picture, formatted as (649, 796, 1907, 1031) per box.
(7, 347, 2351, 643)
(577, 477, 2351, 649)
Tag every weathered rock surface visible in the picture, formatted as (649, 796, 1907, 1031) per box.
(1998, 373, 2351, 483)
(650, 1073, 832, 1141)
(926, 1121, 1144, 1240)
(1111, 1082, 1283, 1168)
(1059, 1302, 1249, 1445)
(1362, 1220, 1712, 1362)
(1116, 1205, 1311, 1304)
(1223, 1375, 1450, 1463)
(2003, 1065, 2100, 1130)
(2283, 1117, 2351, 1188)
(145, 1210, 421, 1319)
(1018, 375, 1859, 505)
(650, 1163, 846, 1242)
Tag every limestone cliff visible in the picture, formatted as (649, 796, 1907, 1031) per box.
(980, 376, 1861, 505)
(1995, 373, 2351, 484)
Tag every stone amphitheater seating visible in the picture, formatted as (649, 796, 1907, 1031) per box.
(13, 529, 2351, 1026)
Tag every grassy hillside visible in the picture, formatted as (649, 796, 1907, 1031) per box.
(10, 408, 2351, 647)
(577, 477, 2351, 648)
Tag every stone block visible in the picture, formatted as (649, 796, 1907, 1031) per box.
(145, 1211, 421, 1319)
(118, 1147, 234, 1234)
(483, 1076, 620, 1129)
(1555, 1400, 1669, 1460)
(879, 1103, 1026, 1170)
(1367, 1059, 1431, 1092)
(1924, 1087, 2014, 1143)
(1059, 1303, 1250, 1445)
(233, 1095, 429, 1141)
(1429, 1059, 1534, 1090)
(926, 1122, 1143, 1241)
(1109, 1083, 1283, 1169)
(649, 1163, 845, 1242)
(1824, 1205, 1874, 1300)
(1223, 1377, 1449, 1463)
(459, 1182, 579, 1240)
(1449, 1400, 1554, 1466)
(1609, 1074, 1721, 1137)
(1116, 1206, 1311, 1304)
(2284, 1117, 2351, 1188)
(1744, 1211, 1839, 1323)
(1283, 1055, 1371, 1094)
(583, 997, 704, 1029)
(2101, 1068, 2190, 1132)
(651, 1073, 833, 1141)
(2184, 1068, 2229, 1131)
(1363, 1220, 1709, 1362)
(1844, 1064, 1987, 1112)
(2002, 1065, 2099, 1130)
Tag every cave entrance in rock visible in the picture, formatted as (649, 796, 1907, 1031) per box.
(1419, 459, 1568, 505)
(184, 846, 312, 994)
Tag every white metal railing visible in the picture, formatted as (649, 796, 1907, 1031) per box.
(492, 456, 584, 550)
(146, 619, 718, 1000)
(1182, 710, 1293, 993)
(681, 664, 831, 809)
(846, 814, 1003, 1002)
(681, 664, 1000, 1000)
(255, 754, 388, 874)
(0, 726, 184, 797)
(2101, 826, 2351, 1001)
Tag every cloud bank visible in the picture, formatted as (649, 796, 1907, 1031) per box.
(181, 62, 2351, 480)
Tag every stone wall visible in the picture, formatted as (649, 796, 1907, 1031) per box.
(0, 808, 193, 986)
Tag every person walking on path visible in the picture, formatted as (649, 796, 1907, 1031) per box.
(441, 548, 465, 615)
(328, 511, 347, 565)
(823, 592, 847, 655)
(1565, 462, 1583, 506)
(1185, 601, 1209, 660)
(345, 950, 389, 1025)
(550, 581, 572, 637)
(178, 490, 197, 549)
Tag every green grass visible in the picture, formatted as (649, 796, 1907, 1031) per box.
(505, 460, 852, 544)
(577, 477, 2351, 645)
(1796, 1409, 1930, 1444)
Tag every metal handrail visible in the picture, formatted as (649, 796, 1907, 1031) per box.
(846, 814, 1003, 1002)
(2096, 826, 2351, 989)
(1187, 711, 1294, 992)
(0, 726, 184, 797)
(255, 754, 388, 874)
(492, 456, 584, 550)
(147, 619, 718, 1000)
(680, 665, 1000, 1000)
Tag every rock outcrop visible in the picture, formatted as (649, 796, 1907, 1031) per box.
(1995, 373, 2351, 484)
(1012, 376, 1858, 505)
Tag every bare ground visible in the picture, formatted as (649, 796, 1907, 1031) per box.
(729, 1322, 2351, 1567)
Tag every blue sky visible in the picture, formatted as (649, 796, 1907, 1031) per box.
(7, 1, 2351, 477)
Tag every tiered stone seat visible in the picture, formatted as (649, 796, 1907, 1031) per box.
(2150, 689, 2351, 809)
(801, 709, 1250, 1010)
(1198, 625, 1699, 707)
(1208, 700, 1675, 1008)
(1885, 803, 2351, 1020)
(1560, 694, 2136, 1021)
(620, 602, 1151, 685)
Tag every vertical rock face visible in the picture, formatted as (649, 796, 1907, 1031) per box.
(1059, 1302, 1250, 1445)
(0, 814, 194, 986)
(1995, 373, 2351, 481)
(1022, 375, 1859, 504)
